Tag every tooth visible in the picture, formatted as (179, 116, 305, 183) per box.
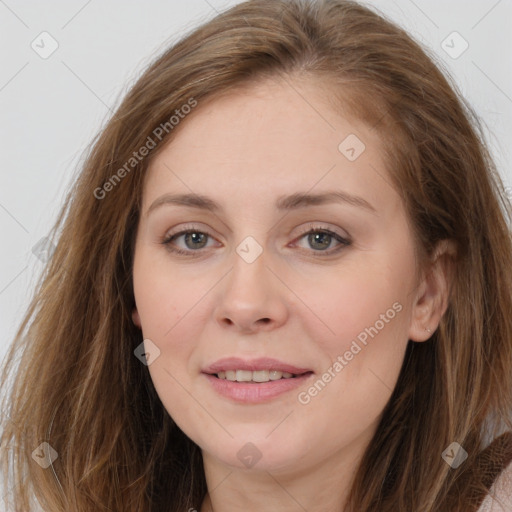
(252, 370, 270, 382)
(236, 370, 253, 382)
(218, 369, 297, 382)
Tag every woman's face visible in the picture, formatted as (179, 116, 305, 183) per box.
(131, 78, 431, 474)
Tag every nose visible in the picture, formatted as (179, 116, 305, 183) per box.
(214, 245, 289, 334)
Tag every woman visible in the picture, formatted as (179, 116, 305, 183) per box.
(1, 1, 511, 510)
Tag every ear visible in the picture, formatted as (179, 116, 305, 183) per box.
(408, 239, 457, 342)
(132, 307, 142, 329)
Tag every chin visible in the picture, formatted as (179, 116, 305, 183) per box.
(208, 436, 303, 472)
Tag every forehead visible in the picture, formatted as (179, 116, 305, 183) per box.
(142, 78, 394, 215)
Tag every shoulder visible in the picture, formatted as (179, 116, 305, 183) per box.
(476, 458, 512, 512)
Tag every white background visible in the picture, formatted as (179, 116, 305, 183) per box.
(0, 0, 511, 364)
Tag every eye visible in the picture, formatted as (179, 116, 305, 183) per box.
(291, 223, 351, 256)
(161, 223, 351, 257)
(161, 224, 218, 256)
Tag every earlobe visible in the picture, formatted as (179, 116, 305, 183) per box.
(132, 308, 141, 329)
(408, 239, 457, 342)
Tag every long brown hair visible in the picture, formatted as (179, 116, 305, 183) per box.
(2, 1, 512, 510)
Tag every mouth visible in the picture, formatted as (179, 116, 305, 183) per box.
(201, 357, 314, 401)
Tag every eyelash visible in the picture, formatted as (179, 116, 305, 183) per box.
(161, 223, 351, 258)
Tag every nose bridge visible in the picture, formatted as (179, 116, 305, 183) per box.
(228, 234, 270, 299)
(214, 233, 288, 331)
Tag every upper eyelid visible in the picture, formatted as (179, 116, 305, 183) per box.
(164, 223, 348, 240)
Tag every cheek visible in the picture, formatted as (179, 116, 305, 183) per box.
(309, 265, 410, 348)
(132, 249, 205, 339)
(297, 272, 411, 442)
(132, 255, 207, 429)
(132, 250, 222, 403)
(301, 248, 415, 402)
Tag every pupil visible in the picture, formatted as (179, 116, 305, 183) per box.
(309, 232, 331, 250)
(185, 232, 207, 249)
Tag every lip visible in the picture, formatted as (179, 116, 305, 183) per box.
(201, 357, 314, 404)
(202, 357, 312, 375)
(203, 372, 315, 403)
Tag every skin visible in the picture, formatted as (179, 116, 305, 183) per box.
(131, 77, 454, 512)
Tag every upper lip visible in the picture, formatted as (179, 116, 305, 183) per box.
(202, 357, 313, 375)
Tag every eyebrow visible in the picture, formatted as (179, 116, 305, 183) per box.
(145, 190, 377, 216)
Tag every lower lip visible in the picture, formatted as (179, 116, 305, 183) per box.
(202, 372, 314, 403)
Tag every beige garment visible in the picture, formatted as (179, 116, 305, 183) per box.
(476, 460, 512, 511)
